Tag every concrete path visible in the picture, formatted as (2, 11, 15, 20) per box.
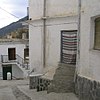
(0, 79, 30, 100)
(18, 85, 79, 100)
(0, 86, 17, 100)
(0, 79, 79, 100)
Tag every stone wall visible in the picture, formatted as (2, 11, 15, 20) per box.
(75, 75, 100, 100)
(29, 75, 40, 89)
(29, 75, 51, 91)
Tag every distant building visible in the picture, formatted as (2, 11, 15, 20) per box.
(7, 34, 12, 39)
(0, 39, 29, 80)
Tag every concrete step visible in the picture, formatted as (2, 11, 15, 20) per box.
(55, 64, 75, 76)
(53, 75, 74, 82)
(48, 63, 76, 93)
(54, 69, 75, 76)
(58, 63, 75, 67)
(48, 82, 75, 93)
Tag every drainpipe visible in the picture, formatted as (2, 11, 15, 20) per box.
(77, 0, 81, 60)
(42, 0, 46, 68)
(74, 0, 81, 81)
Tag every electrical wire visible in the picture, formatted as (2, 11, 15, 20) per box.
(0, 6, 20, 19)
(0, 6, 77, 27)
(0, 8, 77, 28)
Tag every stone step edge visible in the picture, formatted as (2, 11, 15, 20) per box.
(58, 63, 76, 68)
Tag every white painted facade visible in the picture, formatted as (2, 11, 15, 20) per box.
(29, 0, 78, 73)
(29, 0, 100, 83)
(79, 0, 100, 81)
(0, 43, 25, 58)
(0, 39, 29, 79)
(12, 64, 23, 79)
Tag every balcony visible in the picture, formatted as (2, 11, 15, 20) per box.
(1, 54, 29, 70)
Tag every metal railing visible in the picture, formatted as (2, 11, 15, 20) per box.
(16, 54, 25, 67)
(1, 54, 29, 70)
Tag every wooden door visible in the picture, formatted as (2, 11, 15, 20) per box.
(8, 48, 16, 60)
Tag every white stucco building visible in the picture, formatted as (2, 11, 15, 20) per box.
(75, 1, 100, 99)
(28, 0, 100, 99)
(79, 0, 100, 81)
(29, 0, 78, 73)
(0, 39, 29, 80)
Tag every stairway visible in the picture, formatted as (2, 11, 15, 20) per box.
(48, 63, 75, 93)
(1, 54, 30, 78)
(16, 62, 30, 78)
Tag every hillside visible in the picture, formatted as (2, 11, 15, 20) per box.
(0, 16, 28, 37)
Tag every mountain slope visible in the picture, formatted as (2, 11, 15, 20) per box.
(0, 16, 28, 36)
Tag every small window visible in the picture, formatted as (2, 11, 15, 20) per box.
(24, 48, 29, 60)
(94, 17, 100, 50)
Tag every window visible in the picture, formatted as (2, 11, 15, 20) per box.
(24, 48, 29, 62)
(94, 17, 100, 50)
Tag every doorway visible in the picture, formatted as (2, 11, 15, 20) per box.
(2, 65, 12, 80)
(60, 30, 77, 65)
(8, 48, 16, 60)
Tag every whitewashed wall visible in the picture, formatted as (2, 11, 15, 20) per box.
(12, 64, 23, 79)
(0, 42, 27, 78)
(29, 0, 78, 19)
(29, 24, 43, 73)
(29, 0, 100, 82)
(79, 0, 100, 81)
(0, 43, 26, 57)
(29, 0, 78, 73)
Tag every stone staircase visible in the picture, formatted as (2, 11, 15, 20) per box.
(29, 67, 56, 92)
(48, 63, 76, 93)
(29, 63, 76, 93)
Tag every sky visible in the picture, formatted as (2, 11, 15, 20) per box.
(0, 0, 28, 28)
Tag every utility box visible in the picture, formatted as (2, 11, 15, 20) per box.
(3, 65, 12, 80)
(7, 72, 11, 80)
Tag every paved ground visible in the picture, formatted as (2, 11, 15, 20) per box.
(0, 79, 79, 100)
